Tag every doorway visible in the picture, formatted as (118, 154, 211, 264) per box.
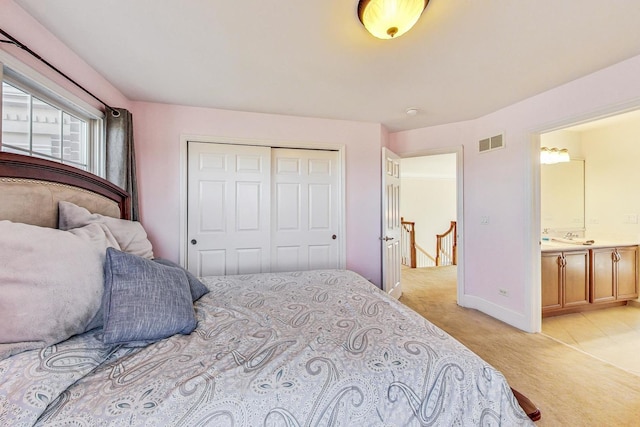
(398, 147, 463, 303)
(535, 109, 640, 374)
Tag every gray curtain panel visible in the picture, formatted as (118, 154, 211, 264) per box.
(105, 108, 139, 221)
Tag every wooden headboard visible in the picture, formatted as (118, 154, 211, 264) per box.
(0, 152, 130, 224)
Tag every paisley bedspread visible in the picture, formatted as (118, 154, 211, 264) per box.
(0, 269, 533, 426)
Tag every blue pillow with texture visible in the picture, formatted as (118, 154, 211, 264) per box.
(153, 258, 209, 301)
(102, 248, 196, 345)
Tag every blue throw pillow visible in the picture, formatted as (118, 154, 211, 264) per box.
(153, 258, 209, 301)
(102, 248, 197, 345)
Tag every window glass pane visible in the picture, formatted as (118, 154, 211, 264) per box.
(1, 145, 27, 155)
(2, 82, 30, 150)
(2, 73, 99, 173)
(62, 112, 87, 168)
(31, 97, 61, 159)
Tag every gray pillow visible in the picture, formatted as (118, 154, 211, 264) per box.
(0, 221, 116, 360)
(59, 201, 154, 259)
(102, 248, 197, 345)
(153, 258, 209, 301)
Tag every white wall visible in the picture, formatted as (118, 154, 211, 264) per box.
(400, 155, 456, 259)
(582, 119, 640, 241)
(539, 119, 640, 242)
(391, 54, 640, 332)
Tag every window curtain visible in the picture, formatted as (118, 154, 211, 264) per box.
(105, 108, 139, 221)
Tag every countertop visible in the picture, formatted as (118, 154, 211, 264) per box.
(541, 239, 639, 252)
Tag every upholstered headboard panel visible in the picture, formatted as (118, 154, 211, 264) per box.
(0, 152, 130, 227)
(0, 178, 121, 228)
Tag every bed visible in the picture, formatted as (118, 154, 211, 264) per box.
(0, 152, 534, 426)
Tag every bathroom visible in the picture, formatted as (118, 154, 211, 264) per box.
(540, 109, 640, 376)
(541, 109, 640, 247)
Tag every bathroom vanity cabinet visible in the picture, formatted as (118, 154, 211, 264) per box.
(590, 246, 639, 303)
(541, 250, 590, 315)
(541, 244, 639, 316)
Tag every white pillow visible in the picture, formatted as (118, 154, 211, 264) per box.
(0, 221, 118, 360)
(58, 201, 154, 259)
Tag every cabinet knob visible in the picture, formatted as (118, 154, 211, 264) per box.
(191, 239, 197, 245)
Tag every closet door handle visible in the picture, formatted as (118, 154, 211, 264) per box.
(332, 234, 337, 240)
(191, 239, 197, 245)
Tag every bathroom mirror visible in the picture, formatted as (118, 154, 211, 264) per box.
(541, 159, 585, 231)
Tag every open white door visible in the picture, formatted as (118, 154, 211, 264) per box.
(381, 147, 402, 299)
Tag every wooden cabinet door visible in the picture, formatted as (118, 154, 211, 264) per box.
(541, 252, 562, 312)
(563, 250, 590, 307)
(591, 248, 616, 303)
(616, 246, 639, 300)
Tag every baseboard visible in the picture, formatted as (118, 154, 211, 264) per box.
(459, 294, 533, 332)
(628, 299, 640, 308)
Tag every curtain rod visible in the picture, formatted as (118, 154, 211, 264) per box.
(0, 27, 120, 117)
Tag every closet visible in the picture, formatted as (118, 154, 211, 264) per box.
(187, 141, 341, 276)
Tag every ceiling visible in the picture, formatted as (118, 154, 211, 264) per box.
(12, 0, 640, 132)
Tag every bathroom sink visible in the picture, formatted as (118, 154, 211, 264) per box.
(550, 237, 595, 245)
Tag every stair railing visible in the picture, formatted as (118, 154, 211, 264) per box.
(401, 218, 436, 268)
(436, 221, 457, 266)
(400, 218, 417, 268)
(415, 243, 436, 267)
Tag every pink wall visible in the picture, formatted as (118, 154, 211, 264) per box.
(391, 54, 640, 331)
(2, 0, 387, 287)
(0, 0, 131, 111)
(132, 102, 385, 285)
(7, 0, 640, 329)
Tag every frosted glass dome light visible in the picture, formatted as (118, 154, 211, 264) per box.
(358, 0, 429, 39)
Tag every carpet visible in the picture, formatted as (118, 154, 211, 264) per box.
(400, 265, 640, 426)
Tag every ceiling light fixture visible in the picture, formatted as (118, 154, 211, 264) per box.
(358, 0, 429, 40)
(540, 147, 570, 164)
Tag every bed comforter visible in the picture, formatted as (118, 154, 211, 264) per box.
(0, 269, 532, 426)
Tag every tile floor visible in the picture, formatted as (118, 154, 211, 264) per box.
(542, 305, 640, 377)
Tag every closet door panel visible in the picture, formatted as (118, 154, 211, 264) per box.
(309, 183, 331, 229)
(271, 148, 339, 272)
(199, 181, 225, 232)
(275, 246, 301, 272)
(236, 182, 262, 231)
(188, 142, 271, 276)
(275, 183, 301, 231)
(309, 245, 332, 270)
(188, 142, 341, 276)
(236, 248, 264, 275)
(198, 249, 226, 277)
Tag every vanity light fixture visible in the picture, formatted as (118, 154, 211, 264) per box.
(540, 147, 570, 164)
(358, 0, 429, 39)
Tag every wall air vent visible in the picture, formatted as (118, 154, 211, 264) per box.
(479, 134, 505, 153)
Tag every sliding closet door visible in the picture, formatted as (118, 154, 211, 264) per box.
(187, 142, 271, 276)
(271, 148, 340, 272)
(187, 142, 341, 276)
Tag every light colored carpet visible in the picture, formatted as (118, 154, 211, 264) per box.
(399, 266, 640, 426)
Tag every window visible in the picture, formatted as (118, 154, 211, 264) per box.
(1, 66, 103, 174)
